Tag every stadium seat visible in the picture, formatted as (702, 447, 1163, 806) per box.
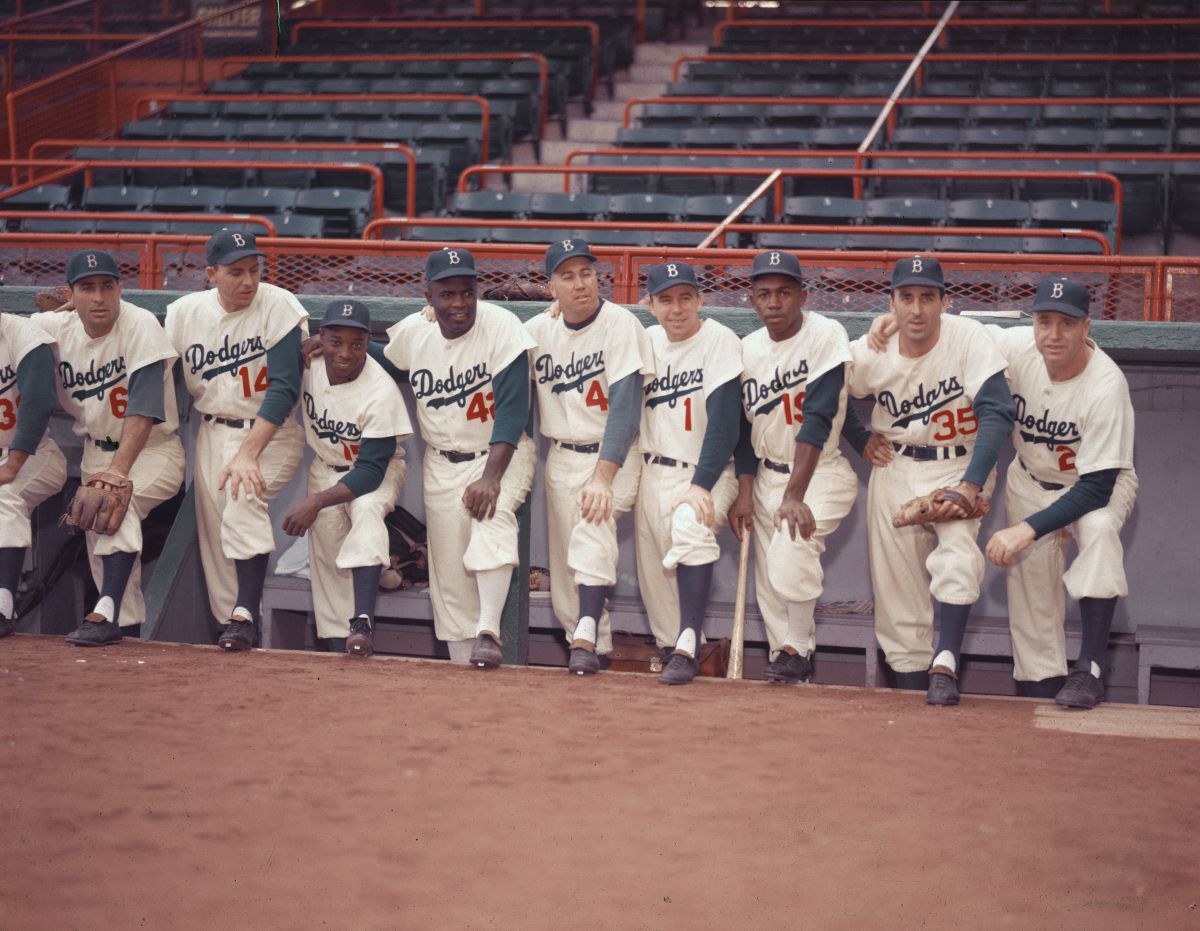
(223, 187, 299, 214)
(188, 147, 253, 188)
(333, 100, 393, 122)
(73, 146, 127, 186)
(890, 127, 960, 151)
(756, 231, 847, 251)
(152, 185, 227, 213)
(947, 198, 1031, 227)
(577, 229, 654, 247)
(407, 225, 489, 242)
(222, 99, 275, 121)
(960, 127, 1029, 151)
(845, 233, 934, 251)
(968, 104, 1038, 128)
(1039, 104, 1106, 126)
(933, 234, 1023, 253)
(679, 127, 743, 148)
(761, 103, 825, 128)
(701, 103, 766, 128)
(783, 195, 865, 225)
(1098, 159, 1167, 236)
(607, 193, 686, 222)
(824, 103, 879, 128)
(19, 217, 96, 233)
(811, 127, 865, 149)
(1107, 104, 1172, 128)
(864, 196, 948, 227)
(1030, 126, 1099, 152)
(899, 104, 969, 127)
(1029, 198, 1118, 233)
(295, 121, 355, 144)
(270, 213, 324, 237)
(745, 128, 812, 149)
(489, 227, 553, 245)
(166, 100, 220, 120)
(177, 119, 238, 142)
(1099, 127, 1170, 153)
(1022, 158, 1098, 200)
(787, 155, 858, 198)
(450, 191, 532, 219)
(94, 219, 160, 234)
(615, 126, 677, 148)
(295, 187, 373, 237)
(641, 103, 701, 128)
(276, 101, 333, 121)
(1020, 235, 1104, 255)
(653, 230, 707, 247)
(82, 185, 154, 212)
(684, 194, 768, 223)
(122, 119, 175, 141)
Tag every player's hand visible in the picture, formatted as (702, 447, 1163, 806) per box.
(727, 488, 754, 541)
(282, 496, 323, 536)
(219, 451, 266, 501)
(578, 472, 614, 524)
(673, 484, 714, 529)
(421, 304, 436, 323)
(986, 521, 1037, 568)
(932, 481, 980, 520)
(300, 334, 323, 368)
(463, 477, 501, 521)
(0, 462, 19, 486)
(544, 300, 561, 320)
(867, 312, 899, 353)
(863, 433, 895, 467)
(775, 491, 815, 541)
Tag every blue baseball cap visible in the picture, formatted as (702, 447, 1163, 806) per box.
(891, 255, 944, 291)
(750, 249, 804, 284)
(425, 247, 477, 282)
(66, 249, 120, 285)
(646, 261, 699, 296)
(206, 229, 265, 266)
(1030, 276, 1089, 318)
(320, 299, 372, 332)
(545, 237, 596, 276)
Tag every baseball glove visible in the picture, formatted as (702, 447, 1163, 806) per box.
(482, 276, 552, 302)
(63, 471, 134, 535)
(892, 488, 989, 528)
(35, 286, 72, 312)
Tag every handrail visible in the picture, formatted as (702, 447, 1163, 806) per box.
(698, 170, 780, 249)
(860, 0, 960, 156)
(131, 93, 491, 165)
(0, 209, 278, 235)
(0, 158, 386, 218)
(30, 138, 419, 216)
(289, 19, 602, 102)
(218, 52, 549, 140)
(359, 215, 1111, 255)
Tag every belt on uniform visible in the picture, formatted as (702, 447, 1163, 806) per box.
(203, 413, 254, 429)
(1019, 456, 1065, 491)
(762, 457, 791, 474)
(892, 442, 968, 461)
(643, 452, 693, 470)
(555, 440, 600, 454)
(436, 447, 488, 464)
(330, 463, 352, 473)
(86, 435, 119, 452)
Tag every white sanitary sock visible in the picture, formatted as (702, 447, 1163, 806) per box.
(674, 628, 697, 659)
(932, 649, 957, 674)
(475, 567, 511, 637)
(231, 605, 253, 623)
(0, 588, 14, 619)
(783, 598, 816, 654)
(574, 615, 597, 645)
(447, 639, 474, 664)
(92, 596, 115, 623)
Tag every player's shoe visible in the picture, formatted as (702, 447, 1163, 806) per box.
(347, 617, 374, 658)
(763, 649, 812, 684)
(0, 614, 15, 639)
(568, 643, 600, 676)
(658, 651, 697, 686)
(469, 632, 503, 669)
(1055, 664, 1105, 710)
(65, 614, 123, 647)
(926, 666, 961, 706)
(218, 618, 256, 652)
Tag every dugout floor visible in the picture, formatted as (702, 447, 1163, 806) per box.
(1, 636, 1197, 930)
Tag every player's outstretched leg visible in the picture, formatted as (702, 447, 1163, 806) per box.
(218, 553, 269, 652)
(1055, 596, 1116, 710)
(763, 599, 817, 683)
(346, 565, 382, 658)
(0, 547, 24, 638)
(927, 601, 972, 706)
(659, 562, 713, 686)
(66, 550, 137, 647)
(568, 584, 609, 676)
(468, 566, 509, 669)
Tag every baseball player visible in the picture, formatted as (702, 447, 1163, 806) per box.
(31, 250, 185, 646)
(282, 300, 412, 657)
(726, 251, 858, 683)
(844, 256, 1015, 705)
(164, 230, 307, 651)
(636, 261, 743, 686)
(0, 309, 66, 639)
(525, 238, 654, 675)
(366, 248, 535, 667)
(982, 277, 1137, 709)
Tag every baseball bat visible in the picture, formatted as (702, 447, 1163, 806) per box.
(727, 526, 752, 680)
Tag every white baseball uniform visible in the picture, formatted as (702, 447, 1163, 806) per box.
(164, 282, 308, 622)
(0, 314, 67, 551)
(384, 301, 536, 643)
(739, 311, 858, 657)
(32, 302, 185, 627)
(990, 326, 1137, 682)
(525, 299, 655, 654)
(636, 318, 742, 648)
(848, 312, 1007, 673)
(301, 354, 412, 639)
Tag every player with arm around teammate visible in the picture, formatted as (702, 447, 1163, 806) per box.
(636, 261, 743, 686)
(282, 300, 412, 658)
(525, 238, 655, 675)
(982, 278, 1137, 709)
(33, 250, 185, 645)
(165, 231, 307, 652)
(367, 248, 536, 667)
(844, 256, 1015, 705)
(726, 251, 859, 683)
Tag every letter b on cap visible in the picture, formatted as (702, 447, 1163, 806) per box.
(769, 252, 781, 266)
(86, 254, 98, 268)
(666, 264, 678, 278)
(232, 233, 245, 248)
(342, 303, 354, 316)
(1051, 282, 1064, 299)
(561, 239, 574, 251)
(446, 250, 460, 265)
(911, 257, 923, 274)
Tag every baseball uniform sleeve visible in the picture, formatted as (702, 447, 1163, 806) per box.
(125, 360, 166, 422)
(367, 340, 409, 385)
(356, 363, 413, 441)
(10, 344, 56, 455)
(700, 321, 743, 399)
(484, 301, 539, 377)
(259, 284, 311, 351)
(603, 302, 657, 382)
(27, 311, 67, 340)
(845, 336, 875, 400)
(954, 315, 1009, 398)
(1024, 468, 1120, 539)
(840, 400, 872, 457)
(598, 370, 642, 465)
(734, 414, 758, 478)
(338, 436, 397, 498)
(1074, 371, 1135, 474)
(796, 364, 843, 450)
(691, 378, 740, 491)
(961, 371, 1016, 488)
(256, 328, 302, 425)
(489, 352, 529, 448)
(805, 313, 852, 384)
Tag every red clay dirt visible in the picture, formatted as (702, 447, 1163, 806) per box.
(1, 635, 1197, 930)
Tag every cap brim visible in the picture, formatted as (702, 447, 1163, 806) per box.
(319, 318, 372, 331)
(427, 268, 478, 282)
(1030, 301, 1088, 317)
(647, 279, 699, 296)
(67, 270, 119, 285)
(750, 268, 804, 283)
(211, 248, 265, 266)
(547, 251, 596, 275)
(891, 275, 944, 291)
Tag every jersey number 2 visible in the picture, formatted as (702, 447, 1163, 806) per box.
(466, 390, 495, 423)
(238, 365, 269, 398)
(1056, 444, 1077, 472)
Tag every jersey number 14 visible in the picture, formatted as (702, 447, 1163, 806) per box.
(238, 364, 269, 398)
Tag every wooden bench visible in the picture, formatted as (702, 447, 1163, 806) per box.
(1136, 625, 1200, 704)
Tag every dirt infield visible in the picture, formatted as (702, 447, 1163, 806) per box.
(1, 636, 1197, 930)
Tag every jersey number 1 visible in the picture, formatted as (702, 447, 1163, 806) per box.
(238, 365, 269, 398)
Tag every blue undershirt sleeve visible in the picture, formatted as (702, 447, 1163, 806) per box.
(10, 345, 55, 455)
(598, 371, 641, 465)
(691, 379, 740, 491)
(840, 399, 872, 457)
(734, 413, 758, 478)
(338, 436, 396, 498)
(125, 360, 166, 423)
(1025, 469, 1119, 540)
(256, 328, 302, 426)
(489, 354, 529, 448)
(796, 364, 843, 450)
(962, 371, 1016, 488)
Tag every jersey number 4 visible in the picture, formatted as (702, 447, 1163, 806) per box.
(466, 390, 495, 423)
(585, 380, 608, 412)
(931, 405, 978, 442)
(238, 365, 269, 398)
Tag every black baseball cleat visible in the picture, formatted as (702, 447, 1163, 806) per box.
(346, 617, 374, 658)
(926, 666, 961, 706)
(65, 614, 123, 647)
(1055, 665, 1105, 710)
(658, 651, 697, 686)
(568, 643, 600, 675)
(0, 614, 15, 639)
(763, 649, 813, 684)
(218, 618, 256, 652)
(469, 632, 503, 669)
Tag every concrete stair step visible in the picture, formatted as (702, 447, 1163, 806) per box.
(540, 139, 598, 165)
(634, 42, 708, 64)
(629, 63, 675, 84)
(589, 100, 628, 121)
(612, 80, 669, 99)
(565, 119, 622, 143)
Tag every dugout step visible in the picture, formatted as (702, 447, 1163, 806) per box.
(1135, 625, 1200, 704)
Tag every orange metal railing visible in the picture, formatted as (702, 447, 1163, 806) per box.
(0, 209, 277, 234)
